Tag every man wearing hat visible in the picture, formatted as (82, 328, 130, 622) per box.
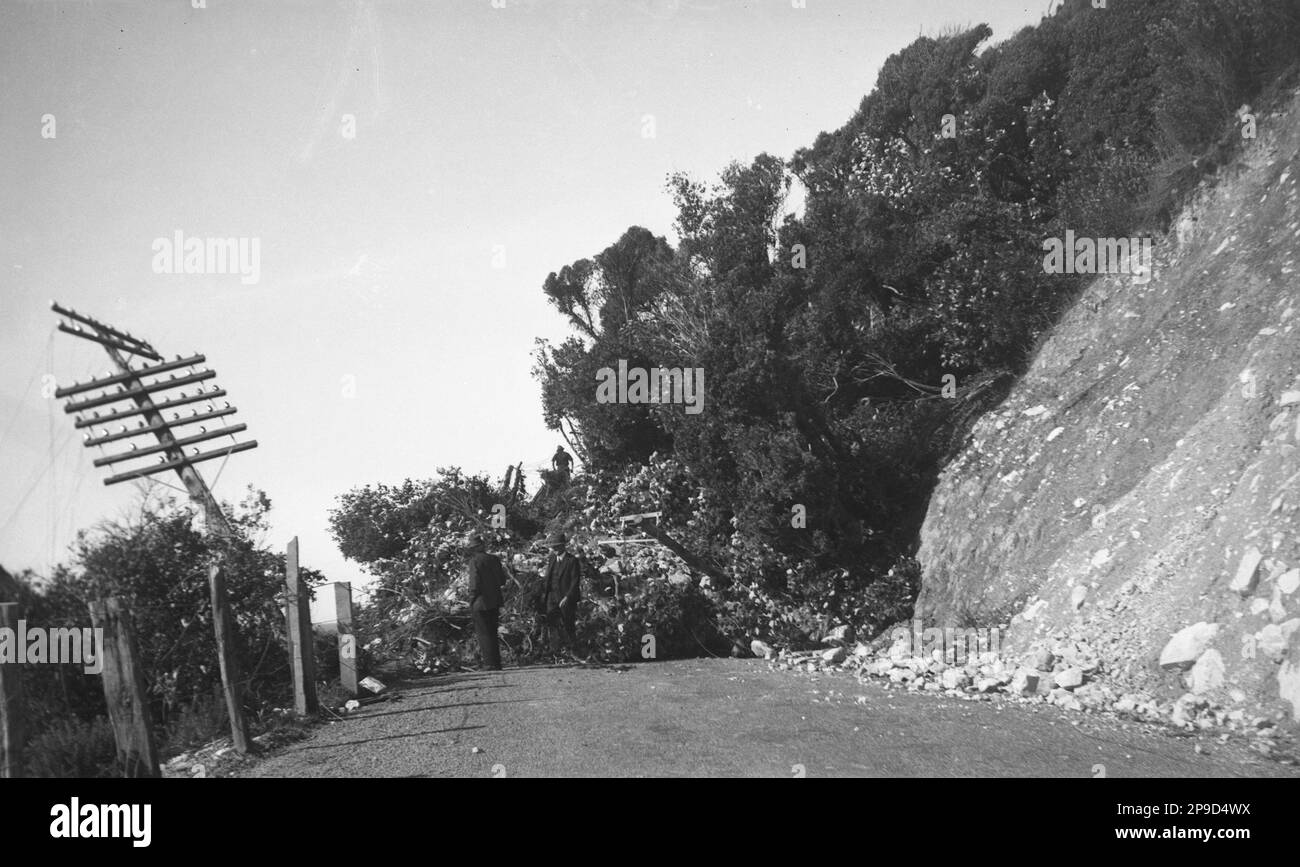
(551, 445, 573, 484)
(465, 532, 508, 671)
(541, 531, 583, 657)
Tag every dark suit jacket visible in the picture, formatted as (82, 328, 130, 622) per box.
(467, 552, 507, 612)
(542, 552, 582, 612)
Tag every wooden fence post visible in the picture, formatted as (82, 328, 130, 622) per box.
(334, 582, 358, 698)
(88, 597, 160, 778)
(285, 537, 318, 715)
(209, 560, 251, 753)
(0, 602, 26, 778)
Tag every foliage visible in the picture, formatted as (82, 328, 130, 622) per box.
(523, 1, 1300, 648)
(11, 486, 325, 759)
(326, 3, 1300, 667)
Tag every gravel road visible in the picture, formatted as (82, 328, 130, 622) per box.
(241, 658, 1297, 778)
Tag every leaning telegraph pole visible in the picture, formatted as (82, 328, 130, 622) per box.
(50, 301, 256, 753)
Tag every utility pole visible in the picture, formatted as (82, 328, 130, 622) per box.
(50, 302, 256, 753)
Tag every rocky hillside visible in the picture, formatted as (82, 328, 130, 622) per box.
(915, 86, 1300, 729)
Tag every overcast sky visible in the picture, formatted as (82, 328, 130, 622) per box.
(0, 0, 1045, 617)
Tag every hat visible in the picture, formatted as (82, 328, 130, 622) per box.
(544, 531, 567, 548)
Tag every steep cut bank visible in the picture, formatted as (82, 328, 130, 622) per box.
(916, 86, 1300, 729)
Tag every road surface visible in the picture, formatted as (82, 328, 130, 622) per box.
(242, 658, 1296, 778)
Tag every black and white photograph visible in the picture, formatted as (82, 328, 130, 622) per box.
(1, 0, 1298, 842)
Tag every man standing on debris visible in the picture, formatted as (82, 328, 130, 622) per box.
(465, 533, 508, 671)
(551, 445, 573, 483)
(541, 531, 583, 658)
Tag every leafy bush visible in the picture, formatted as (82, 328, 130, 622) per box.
(13, 486, 326, 756)
(579, 580, 730, 662)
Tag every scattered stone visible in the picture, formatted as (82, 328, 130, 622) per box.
(1113, 694, 1143, 715)
(1009, 668, 1039, 696)
(823, 625, 855, 646)
(1070, 585, 1088, 610)
(1190, 649, 1225, 694)
(1054, 667, 1085, 690)
(360, 676, 387, 694)
(1159, 622, 1219, 670)
(1257, 624, 1289, 660)
(1021, 599, 1049, 620)
(1279, 391, 1300, 407)
(821, 646, 848, 665)
(940, 669, 968, 690)
(1170, 694, 1207, 729)
(975, 677, 1000, 693)
(866, 659, 895, 677)
(751, 639, 776, 659)
(853, 643, 873, 659)
(1250, 598, 1271, 615)
(1279, 568, 1300, 595)
(1031, 649, 1055, 671)
(1279, 661, 1300, 721)
(1046, 426, 1065, 442)
(1050, 688, 1083, 712)
(344, 699, 361, 712)
(1230, 547, 1264, 596)
(1073, 682, 1114, 709)
(471, 747, 483, 755)
(1283, 618, 1300, 642)
(165, 752, 193, 769)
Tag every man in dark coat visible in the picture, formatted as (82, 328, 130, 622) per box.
(551, 446, 573, 483)
(541, 532, 583, 657)
(465, 533, 508, 671)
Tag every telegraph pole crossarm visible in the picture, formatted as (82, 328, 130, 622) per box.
(50, 301, 256, 753)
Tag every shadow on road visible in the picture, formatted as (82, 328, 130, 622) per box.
(292, 725, 488, 751)
(348, 697, 554, 723)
